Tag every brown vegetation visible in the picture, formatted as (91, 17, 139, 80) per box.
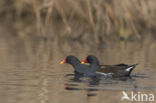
(0, 0, 155, 44)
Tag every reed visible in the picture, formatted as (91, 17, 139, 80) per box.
(0, 0, 155, 42)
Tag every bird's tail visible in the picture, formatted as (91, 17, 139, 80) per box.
(127, 64, 138, 75)
(131, 64, 138, 68)
(125, 64, 138, 75)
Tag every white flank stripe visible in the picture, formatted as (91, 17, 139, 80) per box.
(96, 72, 114, 76)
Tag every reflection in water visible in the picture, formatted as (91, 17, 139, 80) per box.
(63, 72, 154, 98)
(64, 73, 100, 97)
(0, 30, 156, 103)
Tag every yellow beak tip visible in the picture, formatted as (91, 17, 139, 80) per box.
(60, 62, 64, 64)
(81, 62, 85, 64)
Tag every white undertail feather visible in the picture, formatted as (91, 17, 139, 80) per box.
(125, 66, 133, 72)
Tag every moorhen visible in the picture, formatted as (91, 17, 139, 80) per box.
(81, 55, 138, 77)
(60, 56, 100, 76)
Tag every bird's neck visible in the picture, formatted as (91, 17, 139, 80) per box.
(89, 62, 99, 72)
(70, 61, 81, 68)
(91, 61, 99, 66)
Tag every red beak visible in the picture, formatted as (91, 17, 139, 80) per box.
(81, 59, 87, 64)
(60, 59, 66, 64)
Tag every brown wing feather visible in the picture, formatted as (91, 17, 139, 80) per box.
(98, 65, 129, 73)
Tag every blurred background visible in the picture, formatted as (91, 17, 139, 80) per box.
(0, 0, 155, 103)
(1, 0, 155, 44)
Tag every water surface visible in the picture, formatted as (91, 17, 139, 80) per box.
(0, 30, 155, 103)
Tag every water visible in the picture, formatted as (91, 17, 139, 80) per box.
(0, 30, 156, 103)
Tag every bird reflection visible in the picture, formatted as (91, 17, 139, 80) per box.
(63, 72, 101, 97)
(63, 72, 148, 97)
